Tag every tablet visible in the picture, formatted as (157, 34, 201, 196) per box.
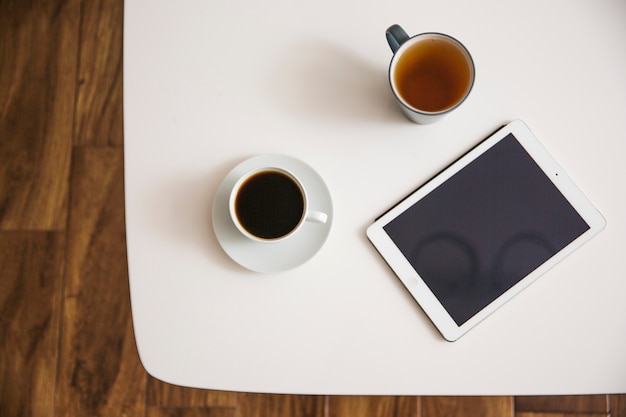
(366, 120, 606, 341)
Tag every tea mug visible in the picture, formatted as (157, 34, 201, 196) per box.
(386, 24, 475, 124)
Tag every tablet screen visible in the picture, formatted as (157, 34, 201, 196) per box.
(382, 133, 590, 325)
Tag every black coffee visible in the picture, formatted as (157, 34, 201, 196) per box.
(234, 170, 305, 239)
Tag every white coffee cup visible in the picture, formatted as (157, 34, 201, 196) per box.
(229, 167, 327, 242)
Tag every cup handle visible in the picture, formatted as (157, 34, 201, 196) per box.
(306, 210, 328, 224)
(386, 24, 410, 53)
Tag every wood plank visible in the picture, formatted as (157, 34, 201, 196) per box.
(237, 393, 326, 417)
(0, 232, 65, 417)
(0, 0, 78, 230)
(73, 0, 124, 146)
(328, 396, 418, 417)
(516, 413, 607, 417)
(515, 395, 609, 414)
(421, 396, 512, 417)
(146, 407, 236, 417)
(147, 376, 237, 407)
(54, 147, 146, 416)
(611, 394, 626, 417)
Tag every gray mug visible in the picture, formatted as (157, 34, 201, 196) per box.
(386, 24, 475, 124)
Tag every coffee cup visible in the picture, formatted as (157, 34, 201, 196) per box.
(229, 167, 327, 242)
(386, 24, 475, 124)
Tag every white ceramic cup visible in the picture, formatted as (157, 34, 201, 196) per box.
(386, 24, 475, 124)
(229, 167, 327, 242)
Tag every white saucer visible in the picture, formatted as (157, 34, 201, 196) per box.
(212, 154, 333, 273)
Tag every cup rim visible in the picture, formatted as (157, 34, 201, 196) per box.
(388, 32, 476, 117)
(229, 167, 308, 243)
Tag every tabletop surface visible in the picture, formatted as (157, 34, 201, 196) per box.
(124, 0, 626, 394)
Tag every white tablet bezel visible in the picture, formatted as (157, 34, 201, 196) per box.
(366, 120, 606, 341)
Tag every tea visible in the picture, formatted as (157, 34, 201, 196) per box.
(234, 170, 305, 240)
(393, 37, 473, 113)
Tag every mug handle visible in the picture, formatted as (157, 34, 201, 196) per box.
(306, 210, 328, 224)
(386, 24, 410, 53)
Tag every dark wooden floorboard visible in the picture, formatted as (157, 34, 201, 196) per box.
(421, 396, 512, 417)
(236, 393, 326, 417)
(515, 395, 609, 414)
(145, 408, 237, 417)
(73, 0, 124, 146)
(54, 147, 146, 416)
(516, 413, 608, 417)
(0, 0, 78, 230)
(611, 394, 626, 417)
(0, 232, 65, 417)
(146, 376, 237, 408)
(328, 396, 418, 417)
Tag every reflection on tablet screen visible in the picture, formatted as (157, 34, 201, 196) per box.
(383, 134, 590, 325)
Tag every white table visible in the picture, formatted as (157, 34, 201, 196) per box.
(124, 0, 626, 394)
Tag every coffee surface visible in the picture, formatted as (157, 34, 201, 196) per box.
(394, 38, 472, 112)
(235, 171, 304, 239)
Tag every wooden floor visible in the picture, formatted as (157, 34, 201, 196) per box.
(0, 1, 624, 416)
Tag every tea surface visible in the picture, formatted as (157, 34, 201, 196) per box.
(394, 38, 472, 112)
